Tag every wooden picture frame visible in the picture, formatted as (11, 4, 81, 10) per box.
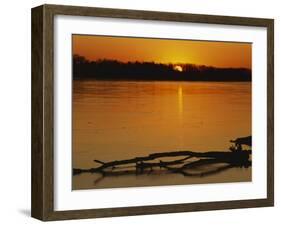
(31, 4, 274, 221)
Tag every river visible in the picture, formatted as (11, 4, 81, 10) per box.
(72, 80, 251, 190)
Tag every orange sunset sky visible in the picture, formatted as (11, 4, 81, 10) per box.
(73, 35, 252, 69)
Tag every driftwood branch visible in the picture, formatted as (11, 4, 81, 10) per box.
(73, 136, 252, 185)
(73, 149, 251, 178)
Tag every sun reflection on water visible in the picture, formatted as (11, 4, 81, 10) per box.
(178, 85, 183, 117)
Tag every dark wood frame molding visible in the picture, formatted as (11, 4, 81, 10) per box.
(31, 4, 274, 221)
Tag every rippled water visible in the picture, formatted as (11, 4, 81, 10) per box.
(72, 80, 251, 190)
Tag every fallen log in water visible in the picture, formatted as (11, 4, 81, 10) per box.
(73, 149, 251, 177)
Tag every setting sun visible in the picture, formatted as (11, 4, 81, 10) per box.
(174, 65, 183, 72)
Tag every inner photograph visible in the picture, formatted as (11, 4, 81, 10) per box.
(72, 34, 252, 190)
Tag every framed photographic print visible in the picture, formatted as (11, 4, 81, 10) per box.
(31, 4, 274, 221)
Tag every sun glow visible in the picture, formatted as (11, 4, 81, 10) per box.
(73, 35, 252, 69)
(174, 65, 183, 72)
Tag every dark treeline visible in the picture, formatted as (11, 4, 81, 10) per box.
(73, 55, 251, 81)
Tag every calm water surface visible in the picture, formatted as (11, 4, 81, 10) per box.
(72, 80, 251, 190)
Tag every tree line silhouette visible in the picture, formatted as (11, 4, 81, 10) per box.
(73, 55, 251, 81)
